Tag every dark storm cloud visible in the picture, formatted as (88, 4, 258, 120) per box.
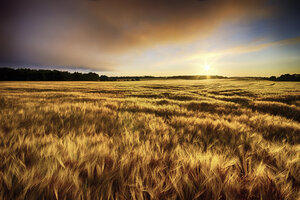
(0, 0, 297, 71)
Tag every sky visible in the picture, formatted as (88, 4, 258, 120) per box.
(1, 0, 300, 76)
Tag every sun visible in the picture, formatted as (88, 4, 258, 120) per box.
(204, 65, 210, 72)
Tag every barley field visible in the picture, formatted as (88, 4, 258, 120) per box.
(0, 79, 299, 200)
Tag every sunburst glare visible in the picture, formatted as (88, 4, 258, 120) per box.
(204, 65, 210, 72)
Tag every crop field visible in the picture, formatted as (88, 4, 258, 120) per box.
(0, 79, 299, 200)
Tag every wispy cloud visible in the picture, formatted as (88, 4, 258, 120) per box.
(154, 35, 300, 68)
(214, 36, 300, 56)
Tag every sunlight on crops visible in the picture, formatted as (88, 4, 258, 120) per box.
(0, 79, 299, 199)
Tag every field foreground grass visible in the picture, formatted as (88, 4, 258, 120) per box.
(0, 79, 299, 200)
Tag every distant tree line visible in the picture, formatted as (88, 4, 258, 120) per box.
(0, 68, 112, 81)
(0, 67, 228, 81)
(109, 75, 227, 81)
(0, 67, 145, 81)
(4, 67, 298, 82)
(268, 74, 300, 82)
(166, 75, 227, 80)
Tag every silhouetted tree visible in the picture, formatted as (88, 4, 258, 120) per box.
(269, 74, 300, 82)
(99, 75, 109, 81)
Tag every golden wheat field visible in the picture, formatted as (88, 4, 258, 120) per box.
(0, 79, 299, 200)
